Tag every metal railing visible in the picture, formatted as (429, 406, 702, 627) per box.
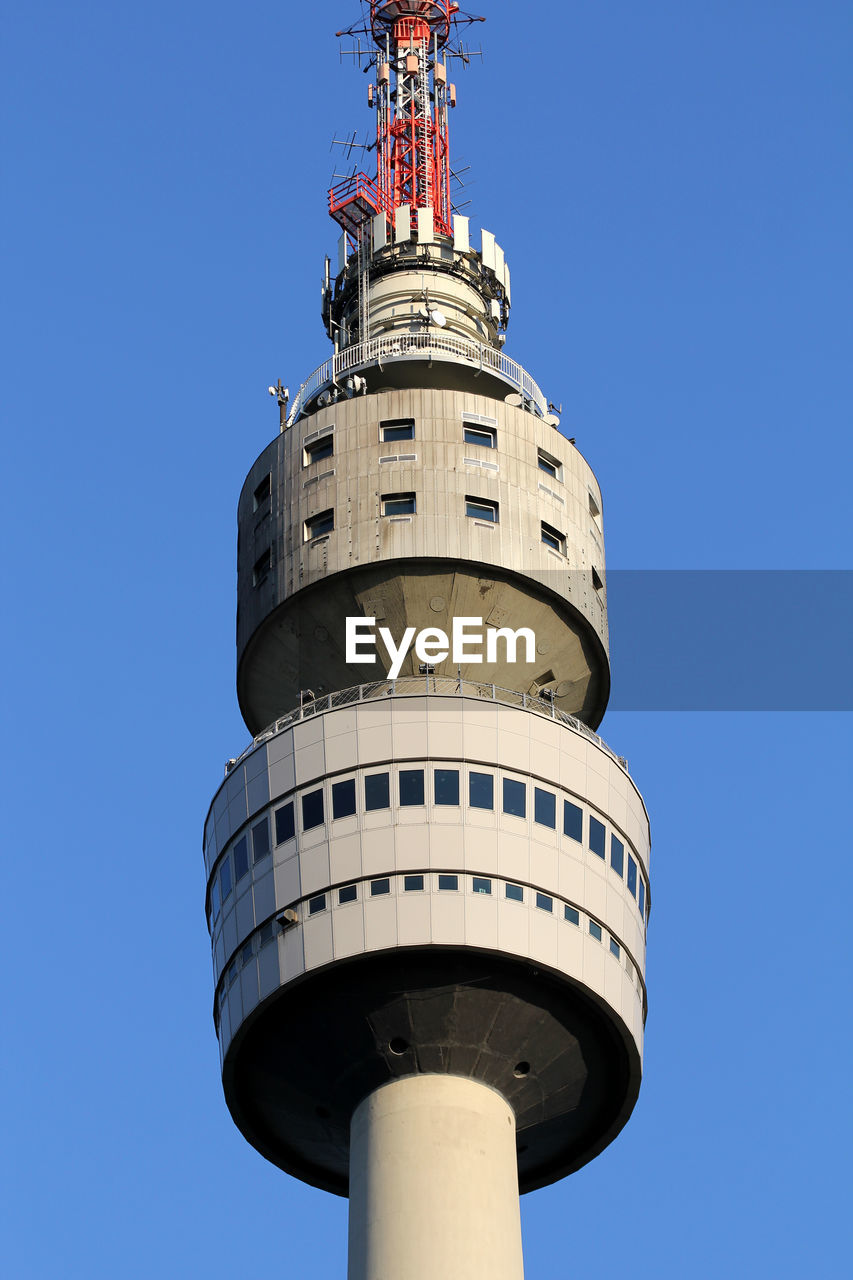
(286, 333, 548, 426)
(226, 678, 629, 777)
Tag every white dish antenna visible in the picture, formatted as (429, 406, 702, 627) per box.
(430, 309, 447, 328)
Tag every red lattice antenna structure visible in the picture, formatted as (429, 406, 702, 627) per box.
(330, 1, 465, 242)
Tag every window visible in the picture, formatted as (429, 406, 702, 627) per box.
(382, 492, 416, 516)
(274, 803, 295, 845)
(472, 877, 492, 895)
(404, 874, 424, 892)
(332, 779, 356, 819)
(252, 817, 270, 862)
(226, 958, 238, 986)
(541, 521, 566, 554)
(537, 448, 562, 481)
(564, 905, 580, 926)
(534, 788, 556, 828)
(308, 894, 326, 916)
(505, 883, 524, 902)
(609, 937, 621, 959)
(303, 434, 334, 466)
(233, 835, 249, 882)
(210, 878, 221, 923)
(365, 772, 390, 811)
(381, 419, 415, 442)
(241, 938, 254, 965)
(564, 800, 583, 842)
(399, 769, 425, 806)
(627, 855, 638, 899)
(434, 769, 459, 805)
(258, 921, 274, 947)
(638, 879, 646, 919)
(305, 509, 334, 540)
(252, 547, 271, 586)
(469, 771, 494, 810)
(589, 920, 602, 941)
(465, 497, 498, 523)
(503, 778, 526, 818)
(591, 566, 604, 592)
(589, 492, 601, 525)
(338, 884, 358, 905)
(301, 788, 324, 831)
(438, 874, 458, 891)
(535, 892, 553, 913)
(610, 834, 624, 877)
(219, 859, 233, 902)
(371, 878, 391, 896)
(463, 425, 496, 448)
(253, 473, 271, 509)
(589, 815, 606, 859)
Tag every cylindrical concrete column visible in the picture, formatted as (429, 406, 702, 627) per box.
(348, 1074, 524, 1280)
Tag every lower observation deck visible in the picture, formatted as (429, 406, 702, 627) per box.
(286, 333, 548, 426)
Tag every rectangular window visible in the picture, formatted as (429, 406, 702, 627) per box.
(591, 566, 604, 593)
(537, 448, 562, 481)
(505, 883, 524, 902)
(210, 878, 221, 922)
(252, 817, 270, 862)
(399, 769, 425, 806)
(253, 473, 271, 509)
(503, 778, 526, 818)
(303, 434, 334, 466)
(638, 879, 646, 918)
(241, 938, 254, 966)
(541, 521, 566, 554)
(365, 772, 390, 811)
(404, 874, 424, 892)
(274, 803, 295, 845)
(233, 835, 249, 881)
(226, 958, 238, 986)
(463, 425, 497, 448)
(589, 492, 602, 525)
(308, 894, 326, 916)
(382, 492, 416, 516)
(589, 815, 606, 859)
(589, 920, 602, 941)
(534, 788, 556, 828)
(535, 892, 553, 913)
(472, 877, 492, 895)
(564, 905, 580, 926)
(465, 497, 499, 523)
(469, 771, 494, 810)
(610, 834, 624, 877)
(438, 874, 458, 891)
(258, 921, 274, 947)
(371, 878, 391, 896)
(564, 800, 583, 842)
(219, 858, 232, 902)
(305, 509, 334, 540)
(301, 789, 324, 831)
(627, 855, 638, 899)
(434, 769, 460, 806)
(252, 548, 271, 586)
(338, 884, 358, 905)
(609, 937, 621, 958)
(381, 419, 415, 442)
(332, 778, 357, 819)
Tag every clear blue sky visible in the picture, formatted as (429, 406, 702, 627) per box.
(3, 2, 851, 1276)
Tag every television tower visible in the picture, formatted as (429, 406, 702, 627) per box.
(203, 4, 650, 1277)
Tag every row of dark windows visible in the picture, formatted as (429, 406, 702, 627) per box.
(208, 767, 648, 929)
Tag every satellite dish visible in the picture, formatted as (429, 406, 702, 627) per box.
(504, 393, 523, 407)
(430, 309, 447, 328)
(418, 305, 430, 319)
(544, 412, 561, 427)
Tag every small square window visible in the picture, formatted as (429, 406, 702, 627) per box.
(303, 434, 334, 466)
(534, 788, 556, 828)
(541, 521, 566, 554)
(465, 497, 498, 523)
(399, 769, 425, 806)
(371, 878, 391, 896)
(438, 874, 458, 891)
(472, 877, 492, 895)
(253, 473, 271, 510)
(404, 874, 424, 892)
(253, 547, 271, 586)
(305, 509, 334, 540)
(463, 425, 497, 448)
(338, 884, 358, 905)
(302, 789, 324, 831)
(252, 817, 270, 862)
(589, 920, 602, 941)
(365, 772, 390, 811)
(564, 905, 580, 926)
(610, 834, 624, 877)
(332, 778, 357, 819)
(233, 835, 249, 881)
(535, 892, 553, 913)
(434, 769, 460, 805)
(382, 492, 416, 516)
(564, 800, 583, 842)
(308, 894, 327, 916)
(638, 879, 646, 918)
(274, 803, 295, 845)
(537, 449, 562, 481)
(609, 937, 621, 958)
(469, 771, 494, 810)
(505, 883, 524, 902)
(219, 859, 233, 902)
(503, 778, 526, 818)
(589, 815, 606, 859)
(627, 855, 638, 899)
(381, 419, 415, 442)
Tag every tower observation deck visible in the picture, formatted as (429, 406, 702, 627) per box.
(203, 5, 651, 1277)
